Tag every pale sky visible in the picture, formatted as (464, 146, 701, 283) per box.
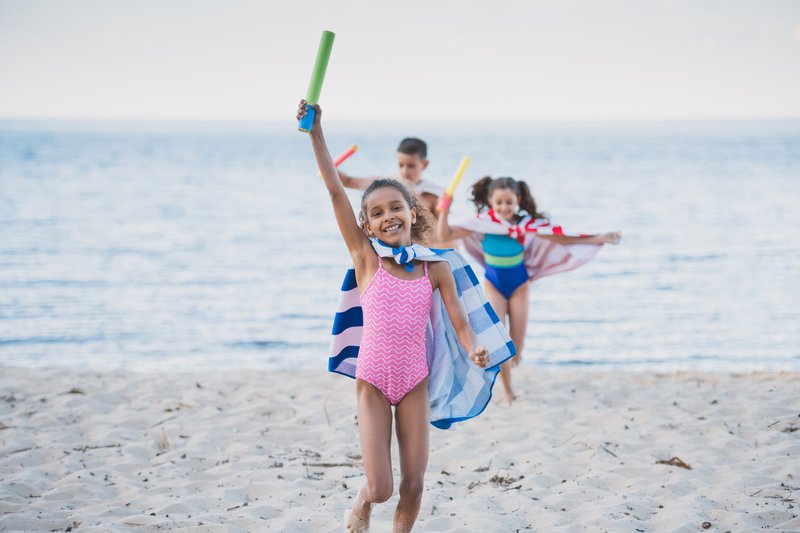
(1, 0, 799, 121)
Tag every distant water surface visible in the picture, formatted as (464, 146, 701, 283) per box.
(1, 119, 798, 371)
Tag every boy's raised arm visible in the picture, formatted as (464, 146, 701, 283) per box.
(338, 170, 379, 191)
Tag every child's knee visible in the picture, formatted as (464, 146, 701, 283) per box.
(399, 476, 424, 502)
(365, 478, 393, 503)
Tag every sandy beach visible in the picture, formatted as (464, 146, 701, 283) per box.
(1, 367, 798, 532)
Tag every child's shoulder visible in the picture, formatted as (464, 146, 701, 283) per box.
(426, 259, 452, 280)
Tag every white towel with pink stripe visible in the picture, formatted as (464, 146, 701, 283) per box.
(452, 210, 603, 281)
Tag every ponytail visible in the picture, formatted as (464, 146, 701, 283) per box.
(469, 176, 494, 212)
(515, 180, 545, 219)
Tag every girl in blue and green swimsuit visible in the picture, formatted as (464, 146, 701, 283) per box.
(437, 177, 621, 404)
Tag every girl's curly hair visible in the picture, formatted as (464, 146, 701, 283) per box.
(358, 179, 434, 245)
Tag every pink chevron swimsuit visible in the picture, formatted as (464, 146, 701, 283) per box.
(356, 256, 433, 405)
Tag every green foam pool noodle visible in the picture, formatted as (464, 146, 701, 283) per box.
(298, 31, 335, 132)
(306, 30, 335, 104)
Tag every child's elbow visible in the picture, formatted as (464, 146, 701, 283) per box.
(338, 174, 353, 188)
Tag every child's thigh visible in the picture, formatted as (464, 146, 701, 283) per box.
(508, 282, 530, 318)
(356, 379, 394, 475)
(394, 379, 430, 475)
(484, 279, 509, 320)
(507, 283, 530, 337)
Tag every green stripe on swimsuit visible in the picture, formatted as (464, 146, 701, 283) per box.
(482, 233, 524, 268)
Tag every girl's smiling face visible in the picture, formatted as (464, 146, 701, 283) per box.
(489, 187, 519, 222)
(364, 186, 416, 246)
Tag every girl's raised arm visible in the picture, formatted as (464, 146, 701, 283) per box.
(298, 100, 371, 259)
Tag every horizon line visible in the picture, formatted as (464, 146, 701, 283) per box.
(2, 115, 800, 124)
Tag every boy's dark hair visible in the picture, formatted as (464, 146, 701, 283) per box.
(397, 138, 427, 159)
(470, 176, 547, 220)
(359, 179, 434, 245)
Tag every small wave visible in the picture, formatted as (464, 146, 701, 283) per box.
(0, 336, 102, 346)
(533, 318, 611, 325)
(275, 312, 328, 320)
(536, 358, 670, 366)
(225, 340, 322, 350)
(666, 253, 726, 262)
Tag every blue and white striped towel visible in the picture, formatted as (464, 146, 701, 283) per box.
(328, 238, 516, 429)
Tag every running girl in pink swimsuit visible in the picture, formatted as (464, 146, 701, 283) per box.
(298, 100, 489, 533)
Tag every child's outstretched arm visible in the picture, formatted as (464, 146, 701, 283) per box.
(297, 100, 371, 259)
(337, 170, 379, 191)
(434, 194, 475, 242)
(429, 262, 489, 368)
(538, 231, 622, 245)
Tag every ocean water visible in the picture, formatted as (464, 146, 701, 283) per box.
(1, 119, 798, 372)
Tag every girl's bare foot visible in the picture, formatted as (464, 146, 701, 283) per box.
(502, 390, 517, 407)
(344, 488, 372, 532)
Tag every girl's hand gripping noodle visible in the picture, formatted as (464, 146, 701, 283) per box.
(298, 30, 335, 133)
(437, 156, 470, 212)
(437, 194, 453, 213)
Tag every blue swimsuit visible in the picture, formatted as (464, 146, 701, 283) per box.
(482, 233, 529, 299)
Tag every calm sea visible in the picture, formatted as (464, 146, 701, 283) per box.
(1, 119, 798, 371)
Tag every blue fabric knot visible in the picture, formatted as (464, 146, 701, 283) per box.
(377, 240, 417, 272)
(392, 244, 417, 272)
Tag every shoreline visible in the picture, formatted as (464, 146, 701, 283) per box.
(1, 367, 798, 531)
(4, 361, 800, 375)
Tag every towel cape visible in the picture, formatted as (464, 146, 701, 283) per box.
(328, 238, 516, 429)
(453, 210, 603, 281)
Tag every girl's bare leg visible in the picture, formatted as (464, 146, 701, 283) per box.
(347, 379, 394, 532)
(392, 378, 430, 533)
(484, 281, 513, 404)
(507, 281, 530, 368)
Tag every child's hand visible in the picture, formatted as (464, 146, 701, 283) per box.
(603, 231, 622, 245)
(296, 99, 322, 126)
(436, 193, 453, 214)
(470, 346, 489, 368)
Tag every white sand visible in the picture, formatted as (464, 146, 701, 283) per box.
(1, 367, 798, 532)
